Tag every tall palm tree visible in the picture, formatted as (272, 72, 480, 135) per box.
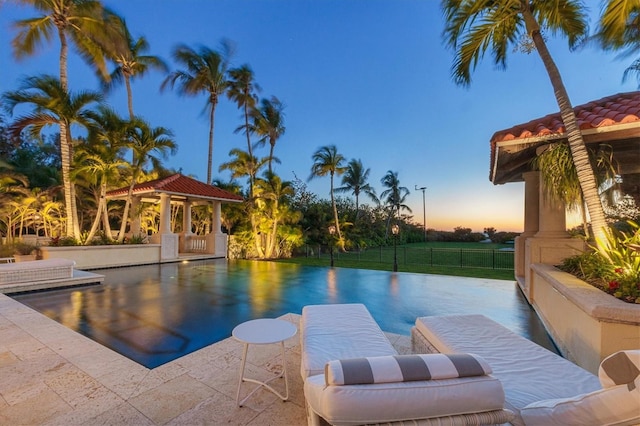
(117, 118, 177, 242)
(380, 170, 411, 232)
(227, 65, 260, 160)
(3, 75, 102, 238)
(252, 96, 286, 174)
(595, 1, 640, 86)
(442, 0, 608, 245)
(100, 15, 168, 120)
(162, 41, 232, 184)
(335, 158, 379, 222)
(308, 145, 347, 245)
(11, 0, 112, 237)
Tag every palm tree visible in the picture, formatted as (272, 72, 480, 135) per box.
(308, 145, 347, 245)
(595, 1, 640, 86)
(335, 158, 379, 222)
(162, 41, 233, 184)
(100, 15, 168, 120)
(442, 0, 608, 245)
(11, 0, 112, 237)
(380, 170, 411, 232)
(76, 106, 130, 242)
(227, 65, 260, 159)
(3, 75, 102, 238)
(117, 118, 177, 242)
(252, 96, 286, 173)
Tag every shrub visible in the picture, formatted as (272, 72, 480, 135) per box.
(561, 221, 640, 303)
(49, 236, 80, 246)
(14, 242, 38, 255)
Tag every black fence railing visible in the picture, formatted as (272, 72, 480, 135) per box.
(301, 245, 515, 270)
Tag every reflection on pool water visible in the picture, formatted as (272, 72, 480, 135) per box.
(13, 259, 555, 368)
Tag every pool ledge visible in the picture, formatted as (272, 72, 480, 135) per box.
(530, 263, 640, 374)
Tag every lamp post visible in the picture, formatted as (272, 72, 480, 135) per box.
(391, 223, 399, 272)
(328, 225, 336, 267)
(415, 185, 427, 242)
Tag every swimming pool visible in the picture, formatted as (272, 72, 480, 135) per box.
(13, 259, 555, 368)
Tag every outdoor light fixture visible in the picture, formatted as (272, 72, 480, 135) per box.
(328, 225, 336, 267)
(391, 224, 399, 272)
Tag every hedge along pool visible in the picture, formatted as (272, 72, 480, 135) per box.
(12, 259, 555, 368)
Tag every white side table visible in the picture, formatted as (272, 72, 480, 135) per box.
(232, 318, 297, 407)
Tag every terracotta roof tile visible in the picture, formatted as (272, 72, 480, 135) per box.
(106, 173, 244, 202)
(491, 91, 640, 143)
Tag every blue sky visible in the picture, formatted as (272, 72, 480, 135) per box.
(0, 1, 636, 232)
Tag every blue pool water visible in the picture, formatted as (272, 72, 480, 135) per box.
(13, 259, 555, 368)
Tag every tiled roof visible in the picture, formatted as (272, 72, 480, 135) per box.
(106, 174, 244, 202)
(491, 91, 640, 143)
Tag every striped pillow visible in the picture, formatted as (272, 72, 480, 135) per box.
(325, 353, 492, 386)
(598, 350, 640, 389)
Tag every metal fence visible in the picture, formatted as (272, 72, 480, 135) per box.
(302, 245, 515, 270)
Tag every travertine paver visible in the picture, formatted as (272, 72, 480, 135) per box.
(0, 294, 411, 425)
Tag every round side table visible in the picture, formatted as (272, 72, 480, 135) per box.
(232, 318, 297, 407)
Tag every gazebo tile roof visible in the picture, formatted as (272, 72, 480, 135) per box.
(491, 91, 640, 143)
(106, 173, 244, 202)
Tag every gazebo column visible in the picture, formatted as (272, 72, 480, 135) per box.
(205, 200, 227, 257)
(524, 174, 585, 303)
(150, 192, 178, 261)
(514, 171, 539, 295)
(179, 200, 193, 253)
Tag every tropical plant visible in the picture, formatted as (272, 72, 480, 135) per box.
(532, 142, 618, 238)
(117, 118, 176, 242)
(594, 0, 640, 87)
(162, 41, 233, 184)
(308, 145, 347, 247)
(562, 221, 640, 303)
(228, 64, 260, 193)
(380, 170, 411, 235)
(74, 108, 129, 243)
(251, 96, 286, 173)
(3, 75, 102, 238)
(99, 14, 168, 120)
(441, 0, 608, 246)
(335, 158, 379, 222)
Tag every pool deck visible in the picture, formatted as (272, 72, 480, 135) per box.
(0, 293, 412, 425)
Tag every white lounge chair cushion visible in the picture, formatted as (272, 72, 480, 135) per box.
(300, 303, 397, 378)
(415, 314, 601, 425)
(520, 375, 640, 426)
(325, 353, 492, 386)
(599, 350, 640, 388)
(305, 372, 507, 426)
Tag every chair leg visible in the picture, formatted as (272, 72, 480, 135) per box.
(306, 402, 323, 426)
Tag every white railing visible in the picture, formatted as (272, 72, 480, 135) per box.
(187, 235, 207, 253)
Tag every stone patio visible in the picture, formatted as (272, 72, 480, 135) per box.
(0, 293, 411, 425)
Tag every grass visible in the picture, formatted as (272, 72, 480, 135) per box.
(275, 242, 516, 281)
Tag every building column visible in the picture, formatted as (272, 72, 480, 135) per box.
(524, 174, 585, 303)
(183, 200, 193, 234)
(206, 200, 227, 257)
(515, 171, 540, 289)
(159, 193, 171, 234)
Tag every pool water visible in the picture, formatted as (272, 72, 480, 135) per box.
(13, 259, 556, 368)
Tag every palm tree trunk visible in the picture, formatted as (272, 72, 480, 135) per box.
(125, 75, 134, 121)
(269, 138, 275, 174)
(330, 173, 343, 247)
(207, 100, 216, 184)
(522, 5, 607, 246)
(117, 171, 138, 242)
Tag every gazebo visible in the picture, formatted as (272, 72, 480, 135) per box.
(489, 91, 640, 300)
(106, 173, 244, 260)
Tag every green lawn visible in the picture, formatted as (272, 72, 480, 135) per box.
(275, 242, 516, 281)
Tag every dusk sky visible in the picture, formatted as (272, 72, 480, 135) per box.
(1, 1, 636, 232)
